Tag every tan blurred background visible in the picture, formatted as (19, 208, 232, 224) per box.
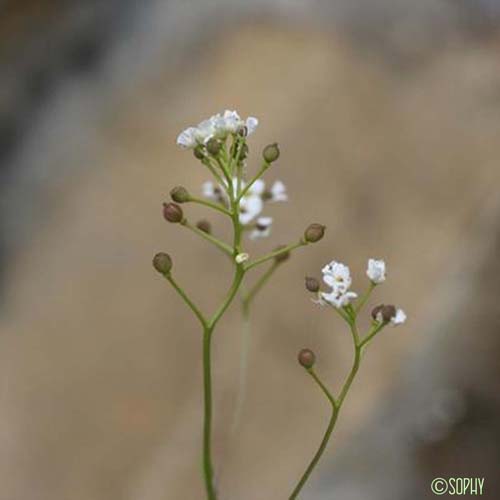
(1, 1, 500, 499)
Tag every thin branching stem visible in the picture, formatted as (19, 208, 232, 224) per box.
(245, 241, 306, 271)
(289, 320, 363, 499)
(181, 220, 233, 256)
(188, 196, 231, 217)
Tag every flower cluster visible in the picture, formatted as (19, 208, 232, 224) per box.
(177, 110, 258, 149)
(308, 258, 406, 327)
(203, 178, 287, 239)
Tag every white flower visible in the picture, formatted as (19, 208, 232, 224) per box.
(321, 260, 358, 309)
(238, 179, 265, 225)
(176, 127, 198, 149)
(321, 290, 358, 309)
(245, 116, 259, 135)
(367, 258, 386, 284)
(322, 261, 352, 293)
(239, 194, 263, 225)
(202, 181, 218, 200)
(391, 308, 407, 326)
(194, 118, 216, 144)
(268, 180, 288, 202)
(249, 216, 273, 240)
(177, 110, 259, 149)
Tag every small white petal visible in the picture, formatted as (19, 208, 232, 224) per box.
(249, 216, 273, 240)
(246, 116, 259, 135)
(249, 179, 266, 196)
(270, 180, 288, 202)
(239, 195, 263, 224)
(391, 308, 407, 326)
(176, 127, 198, 149)
(367, 258, 386, 284)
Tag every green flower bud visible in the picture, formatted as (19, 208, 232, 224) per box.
(263, 143, 280, 163)
(206, 138, 222, 156)
(304, 223, 326, 243)
(274, 245, 290, 263)
(163, 202, 183, 223)
(193, 145, 205, 160)
(152, 252, 172, 275)
(196, 219, 211, 234)
(298, 348, 316, 369)
(305, 276, 320, 293)
(170, 186, 190, 203)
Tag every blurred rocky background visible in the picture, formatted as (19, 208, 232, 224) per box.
(1, 1, 499, 499)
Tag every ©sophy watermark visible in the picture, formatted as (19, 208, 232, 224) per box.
(431, 477, 485, 496)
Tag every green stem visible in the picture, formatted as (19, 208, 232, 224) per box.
(230, 301, 251, 435)
(181, 220, 233, 256)
(236, 160, 269, 202)
(201, 185, 245, 500)
(188, 196, 231, 217)
(165, 274, 207, 328)
(245, 240, 306, 271)
(202, 158, 226, 188)
(355, 282, 376, 313)
(242, 261, 280, 305)
(289, 368, 338, 500)
(359, 322, 385, 348)
(289, 321, 362, 499)
(202, 326, 217, 500)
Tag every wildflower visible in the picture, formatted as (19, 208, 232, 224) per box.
(239, 193, 263, 225)
(371, 304, 407, 326)
(367, 258, 386, 284)
(322, 261, 352, 292)
(321, 261, 358, 308)
(176, 127, 198, 149)
(263, 180, 288, 202)
(249, 216, 273, 240)
(176, 110, 259, 149)
(202, 181, 225, 204)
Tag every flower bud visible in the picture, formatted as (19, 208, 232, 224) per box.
(381, 305, 397, 322)
(163, 202, 183, 223)
(371, 304, 384, 321)
(305, 276, 320, 293)
(193, 145, 205, 160)
(274, 245, 290, 263)
(304, 223, 325, 243)
(152, 252, 172, 274)
(206, 138, 222, 156)
(263, 143, 280, 163)
(298, 348, 316, 369)
(170, 186, 190, 203)
(196, 219, 211, 234)
(371, 304, 396, 323)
